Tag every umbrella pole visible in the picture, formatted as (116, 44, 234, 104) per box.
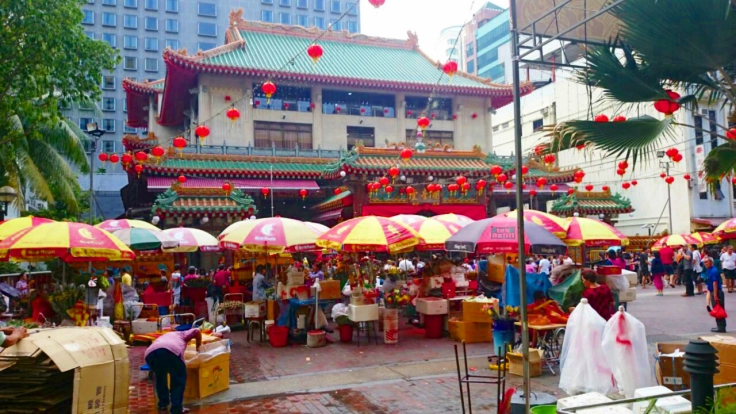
(62, 261, 66, 286)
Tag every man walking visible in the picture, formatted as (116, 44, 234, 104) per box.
(692, 244, 704, 295)
(705, 257, 726, 333)
(721, 246, 736, 293)
(659, 244, 676, 287)
(681, 245, 695, 297)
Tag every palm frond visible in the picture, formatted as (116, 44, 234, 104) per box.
(703, 142, 736, 192)
(544, 116, 676, 169)
(13, 145, 54, 204)
(38, 119, 89, 172)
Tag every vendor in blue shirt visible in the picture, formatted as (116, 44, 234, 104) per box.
(704, 256, 726, 333)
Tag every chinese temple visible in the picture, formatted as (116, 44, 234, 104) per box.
(550, 189, 634, 220)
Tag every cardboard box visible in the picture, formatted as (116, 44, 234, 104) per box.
(619, 287, 637, 302)
(277, 282, 308, 300)
(558, 393, 612, 410)
(508, 348, 543, 377)
(448, 319, 492, 343)
(183, 341, 230, 399)
(287, 270, 305, 285)
(416, 297, 448, 315)
(348, 304, 379, 322)
(0, 327, 129, 413)
(132, 318, 159, 334)
(244, 301, 266, 318)
(655, 343, 690, 390)
(632, 386, 673, 413)
(598, 265, 622, 275)
(701, 336, 736, 385)
(462, 298, 498, 323)
(319, 280, 341, 300)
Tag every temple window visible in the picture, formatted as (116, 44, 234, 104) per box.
(254, 121, 313, 150)
(321, 90, 396, 118)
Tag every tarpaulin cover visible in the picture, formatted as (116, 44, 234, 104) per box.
(503, 265, 551, 308)
(547, 270, 584, 311)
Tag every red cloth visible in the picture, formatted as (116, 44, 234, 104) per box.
(659, 246, 675, 265)
(582, 285, 614, 321)
(213, 270, 230, 287)
(31, 295, 54, 323)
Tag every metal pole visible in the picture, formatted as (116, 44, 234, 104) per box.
(270, 165, 274, 217)
(509, 0, 531, 411)
(89, 140, 95, 224)
(666, 163, 673, 233)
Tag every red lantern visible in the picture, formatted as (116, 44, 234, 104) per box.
(574, 170, 585, 178)
(447, 183, 459, 193)
(400, 148, 413, 161)
(576, 143, 586, 151)
(333, 188, 341, 196)
(443, 61, 458, 80)
(476, 179, 487, 191)
(299, 189, 308, 200)
(602, 185, 610, 191)
(536, 177, 547, 188)
(550, 184, 559, 193)
(497, 173, 507, 183)
(360, 107, 366, 115)
(684, 174, 691, 181)
(430, 113, 436, 120)
(261, 187, 270, 198)
(618, 161, 629, 170)
(660, 172, 667, 179)
(407, 110, 413, 117)
(109, 154, 119, 164)
(456, 176, 467, 186)
(417, 116, 430, 132)
(452, 114, 458, 120)
(594, 114, 609, 123)
(226, 107, 241, 122)
(665, 176, 675, 185)
(631, 180, 638, 186)
(368, 0, 385, 8)
(151, 146, 165, 161)
(727, 128, 736, 140)
(521, 166, 529, 175)
(503, 181, 513, 193)
(262, 81, 277, 103)
(522, 183, 527, 190)
(461, 182, 471, 193)
(195, 125, 210, 142)
(307, 44, 324, 65)
(612, 115, 627, 122)
(616, 168, 626, 177)
(672, 153, 683, 163)
(574, 177, 583, 184)
(385, 185, 394, 194)
(666, 148, 679, 158)
(534, 145, 546, 156)
(222, 182, 232, 195)
(543, 154, 556, 165)
(732, 177, 736, 185)
(133, 164, 143, 177)
(622, 182, 631, 190)
(134, 151, 147, 162)
(177, 175, 187, 184)
(388, 167, 400, 179)
(490, 165, 503, 176)
(379, 177, 390, 186)
(471, 113, 478, 119)
(567, 188, 575, 196)
(121, 153, 133, 169)
(98, 153, 109, 163)
(406, 186, 415, 195)
(173, 136, 187, 156)
(224, 95, 231, 102)
(530, 189, 537, 197)
(654, 90, 681, 116)
(585, 184, 594, 192)
(383, 108, 389, 115)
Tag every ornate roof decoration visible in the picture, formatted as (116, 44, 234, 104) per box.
(151, 186, 258, 218)
(122, 133, 160, 152)
(312, 190, 353, 212)
(550, 189, 634, 217)
(122, 78, 165, 95)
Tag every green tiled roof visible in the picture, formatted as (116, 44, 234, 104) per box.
(144, 155, 331, 178)
(151, 188, 258, 217)
(551, 190, 634, 217)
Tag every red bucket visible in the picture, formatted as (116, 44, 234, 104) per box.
(424, 314, 443, 339)
(268, 326, 288, 348)
(338, 324, 354, 343)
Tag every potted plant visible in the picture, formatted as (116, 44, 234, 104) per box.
(384, 288, 411, 344)
(335, 315, 354, 343)
(485, 304, 519, 355)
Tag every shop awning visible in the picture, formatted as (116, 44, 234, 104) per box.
(313, 209, 344, 223)
(148, 177, 320, 191)
(692, 217, 731, 227)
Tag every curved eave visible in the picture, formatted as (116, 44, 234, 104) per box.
(123, 80, 155, 129)
(143, 165, 324, 179)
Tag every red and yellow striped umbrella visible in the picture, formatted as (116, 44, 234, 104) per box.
(430, 214, 474, 227)
(690, 232, 719, 245)
(317, 216, 421, 253)
(564, 217, 629, 247)
(0, 222, 135, 262)
(652, 234, 701, 250)
(96, 219, 160, 232)
(390, 215, 464, 250)
(0, 216, 54, 242)
(505, 210, 568, 238)
(219, 217, 319, 254)
(714, 219, 736, 240)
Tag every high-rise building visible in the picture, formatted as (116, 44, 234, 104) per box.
(462, 1, 505, 77)
(432, 25, 464, 67)
(68, 0, 362, 218)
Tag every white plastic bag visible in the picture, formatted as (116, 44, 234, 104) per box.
(559, 298, 615, 395)
(602, 308, 651, 397)
(331, 303, 350, 320)
(604, 274, 629, 293)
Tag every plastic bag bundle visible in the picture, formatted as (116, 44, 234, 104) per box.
(559, 298, 615, 395)
(602, 308, 651, 397)
(331, 303, 350, 320)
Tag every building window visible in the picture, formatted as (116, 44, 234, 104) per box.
(254, 122, 313, 150)
(165, 0, 178, 12)
(102, 76, 116, 90)
(122, 36, 137, 50)
(145, 0, 158, 10)
(466, 42, 475, 58)
(297, 0, 308, 8)
(297, 15, 309, 27)
(314, 17, 325, 29)
(103, 140, 116, 153)
(280, 13, 292, 24)
(330, 19, 341, 31)
(314, 0, 325, 11)
(467, 60, 475, 74)
(695, 115, 703, 145)
(347, 2, 357, 15)
(124, 0, 137, 8)
(330, 0, 340, 13)
(79, 100, 94, 111)
(102, 33, 116, 48)
(124, 15, 138, 29)
(144, 58, 158, 72)
(102, 12, 116, 27)
(165, 19, 179, 33)
(80, 118, 93, 131)
(102, 97, 116, 111)
(198, 42, 217, 51)
(123, 98, 128, 112)
(492, 125, 499, 132)
(198, 2, 217, 16)
(347, 21, 358, 33)
(477, 46, 500, 69)
(145, 17, 158, 31)
(165, 39, 179, 49)
(102, 0, 116, 5)
(347, 127, 375, 149)
(477, 23, 510, 51)
(479, 63, 505, 81)
(262, 0, 274, 3)
(124, 56, 137, 70)
(84, 31, 95, 39)
(532, 118, 544, 131)
(124, 125, 136, 133)
(261, 11, 274, 23)
(144, 37, 158, 52)
(709, 110, 718, 150)
(198, 22, 217, 36)
(279, 0, 291, 5)
(406, 130, 454, 147)
(82, 10, 94, 25)
(405, 96, 452, 120)
(102, 119, 116, 132)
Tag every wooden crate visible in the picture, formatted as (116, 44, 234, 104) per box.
(448, 319, 492, 343)
(184, 352, 230, 399)
(462, 299, 497, 323)
(319, 280, 341, 300)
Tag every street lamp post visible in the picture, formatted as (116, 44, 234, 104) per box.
(84, 122, 106, 224)
(657, 151, 674, 234)
(0, 186, 18, 221)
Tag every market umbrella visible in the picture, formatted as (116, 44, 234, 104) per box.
(714, 218, 736, 240)
(445, 216, 567, 255)
(430, 214, 475, 227)
(0, 282, 21, 298)
(651, 234, 701, 250)
(220, 217, 320, 254)
(96, 219, 160, 232)
(0, 222, 135, 262)
(304, 221, 331, 235)
(0, 216, 54, 242)
(505, 210, 568, 238)
(390, 215, 464, 250)
(162, 228, 221, 253)
(316, 216, 421, 253)
(563, 217, 629, 247)
(690, 232, 720, 245)
(112, 228, 179, 252)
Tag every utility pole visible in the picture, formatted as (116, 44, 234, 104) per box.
(84, 122, 106, 224)
(658, 154, 674, 234)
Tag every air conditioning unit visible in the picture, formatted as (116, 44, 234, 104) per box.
(541, 107, 549, 116)
(701, 109, 709, 116)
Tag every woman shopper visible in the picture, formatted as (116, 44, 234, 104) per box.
(575, 269, 615, 320)
(650, 251, 665, 296)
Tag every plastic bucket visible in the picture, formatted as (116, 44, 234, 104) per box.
(530, 405, 557, 414)
(424, 314, 443, 339)
(268, 326, 288, 348)
(339, 324, 354, 343)
(492, 329, 515, 355)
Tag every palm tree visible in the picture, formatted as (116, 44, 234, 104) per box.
(0, 114, 89, 214)
(541, 0, 736, 189)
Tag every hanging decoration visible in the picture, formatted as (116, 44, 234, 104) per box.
(683, 174, 691, 181)
(471, 113, 478, 119)
(299, 189, 308, 201)
(496, 173, 508, 184)
(573, 169, 585, 184)
(417, 116, 430, 137)
(732, 177, 736, 185)
(456, 176, 467, 186)
(388, 167, 400, 182)
(622, 182, 631, 190)
(98, 153, 108, 163)
(307, 44, 324, 66)
(151, 146, 165, 163)
(368, 0, 385, 8)
(476, 179, 487, 193)
(448, 183, 460, 195)
(576, 143, 586, 151)
(400, 148, 413, 162)
(226, 107, 241, 123)
(612, 115, 627, 122)
(727, 128, 736, 140)
(536, 177, 547, 189)
(521, 166, 529, 176)
(262, 81, 277, 104)
(109, 154, 119, 165)
(333, 188, 341, 196)
(543, 154, 556, 169)
(134, 151, 148, 163)
(490, 165, 503, 177)
(121, 153, 133, 170)
(405, 186, 415, 198)
(660, 172, 667, 179)
(585, 184, 594, 192)
(443, 61, 458, 82)
(672, 153, 683, 163)
(385, 185, 394, 196)
(461, 182, 471, 194)
(631, 180, 638, 186)
(173, 136, 187, 157)
(616, 168, 626, 177)
(567, 188, 575, 196)
(195, 125, 211, 143)
(177, 175, 187, 184)
(602, 185, 610, 191)
(503, 181, 513, 194)
(134, 164, 143, 178)
(530, 189, 537, 197)
(534, 145, 546, 157)
(261, 187, 270, 198)
(654, 90, 681, 116)
(379, 176, 390, 187)
(550, 184, 559, 194)
(594, 114, 609, 123)
(665, 176, 675, 185)
(222, 182, 232, 196)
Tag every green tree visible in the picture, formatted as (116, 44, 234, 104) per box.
(0, 0, 119, 211)
(541, 0, 736, 190)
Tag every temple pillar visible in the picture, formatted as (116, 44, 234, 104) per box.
(349, 174, 369, 217)
(396, 93, 406, 143)
(484, 98, 493, 153)
(312, 86, 324, 149)
(455, 102, 463, 149)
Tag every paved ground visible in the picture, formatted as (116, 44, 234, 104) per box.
(128, 283, 736, 413)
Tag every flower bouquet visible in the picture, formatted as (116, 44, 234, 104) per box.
(385, 288, 411, 309)
(485, 304, 519, 353)
(49, 285, 85, 320)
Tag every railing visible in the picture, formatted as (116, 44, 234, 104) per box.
(182, 143, 343, 158)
